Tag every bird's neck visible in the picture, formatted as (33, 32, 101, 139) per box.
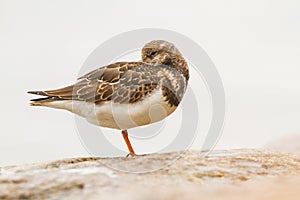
(162, 55, 189, 81)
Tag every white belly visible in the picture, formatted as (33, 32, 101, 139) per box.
(45, 89, 177, 130)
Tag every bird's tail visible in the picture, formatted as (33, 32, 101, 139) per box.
(28, 84, 75, 108)
(27, 91, 61, 106)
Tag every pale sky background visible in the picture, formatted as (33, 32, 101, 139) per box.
(0, 0, 300, 166)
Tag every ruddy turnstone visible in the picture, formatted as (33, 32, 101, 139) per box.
(28, 40, 189, 156)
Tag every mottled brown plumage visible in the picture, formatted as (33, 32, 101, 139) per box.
(29, 62, 185, 106)
(29, 40, 189, 107)
(28, 40, 189, 156)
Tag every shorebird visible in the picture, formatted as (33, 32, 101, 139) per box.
(28, 40, 189, 156)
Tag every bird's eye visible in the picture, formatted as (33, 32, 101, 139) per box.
(150, 51, 158, 57)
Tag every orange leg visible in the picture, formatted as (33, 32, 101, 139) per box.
(121, 130, 137, 157)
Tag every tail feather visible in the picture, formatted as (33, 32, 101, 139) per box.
(28, 85, 75, 107)
(30, 96, 53, 102)
(28, 90, 63, 106)
(28, 85, 75, 99)
(29, 97, 62, 106)
(27, 91, 49, 96)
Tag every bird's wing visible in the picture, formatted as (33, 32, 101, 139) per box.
(29, 62, 163, 104)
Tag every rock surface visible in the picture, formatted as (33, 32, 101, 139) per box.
(0, 149, 300, 200)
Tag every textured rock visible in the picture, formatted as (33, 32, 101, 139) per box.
(0, 149, 300, 200)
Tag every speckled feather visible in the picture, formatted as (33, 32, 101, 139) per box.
(29, 40, 189, 107)
(29, 61, 186, 107)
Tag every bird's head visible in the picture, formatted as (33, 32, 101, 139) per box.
(142, 40, 182, 64)
(141, 40, 189, 80)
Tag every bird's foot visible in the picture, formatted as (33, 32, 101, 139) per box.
(126, 152, 146, 157)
